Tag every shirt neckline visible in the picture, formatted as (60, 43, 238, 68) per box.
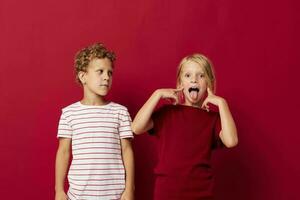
(78, 101, 112, 108)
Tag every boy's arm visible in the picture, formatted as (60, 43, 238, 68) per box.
(55, 138, 71, 199)
(120, 138, 135, 200)
(132, 88, 182, 134)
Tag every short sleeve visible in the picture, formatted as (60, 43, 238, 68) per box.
(148, 106, 166, 136)
(57, 111, 72, 138)
(118, 108, 134, 139)
(212, 114, 224, 149)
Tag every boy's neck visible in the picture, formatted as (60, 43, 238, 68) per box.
(81, 93, 109, 106)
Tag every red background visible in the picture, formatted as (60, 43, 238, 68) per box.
(0, 0, 299, 199)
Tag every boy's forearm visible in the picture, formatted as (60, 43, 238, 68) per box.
(121, 140, 135, 191)
(55, 149, 70, 192)
(218, 99, 238, 147)
(132, 90, 161, 134)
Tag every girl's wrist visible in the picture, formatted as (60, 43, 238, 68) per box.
(218, 97, 227, 107)
(154, 89, 163, 99)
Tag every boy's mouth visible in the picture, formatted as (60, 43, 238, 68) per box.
(188, 87, 200, 100)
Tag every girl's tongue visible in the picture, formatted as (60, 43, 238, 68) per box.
(188, 88, 200, 100)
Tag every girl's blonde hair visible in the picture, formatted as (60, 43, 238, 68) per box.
(176, 53, 216, 93)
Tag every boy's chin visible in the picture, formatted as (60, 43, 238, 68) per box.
(95, 91, 109, 97)
(98, 93, 109, 97)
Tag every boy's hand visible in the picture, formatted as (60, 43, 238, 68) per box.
(156, 88, 183, 105)
(55, 191, 67, 200)
(120, 188, 134, 200)
(201, 87, 225, 111)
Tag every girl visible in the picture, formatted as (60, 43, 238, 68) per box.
(132, 54, 238, 200)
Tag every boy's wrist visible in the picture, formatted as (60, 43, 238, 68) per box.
(124, 185, 135, 192)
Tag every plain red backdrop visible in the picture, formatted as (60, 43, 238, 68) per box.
(0, 0, 299, 199)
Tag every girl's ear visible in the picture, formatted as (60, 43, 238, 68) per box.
(78, 71, 86, 85)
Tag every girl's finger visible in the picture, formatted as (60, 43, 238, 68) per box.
(205, 106, 210, 112)
(201, 99, 207, 109)
(175, 87, 184, 92)
(172, 94, 179, 104)
(201, 101, 209, 112)
(207, 87, 213, 95)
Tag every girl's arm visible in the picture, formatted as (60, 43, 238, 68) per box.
(55, 138, 71, 200)
(120, 139, 135, 200)
(132, 88, 182, 135)
(217, 99, 238, 147)
(202, 88, 238, 148)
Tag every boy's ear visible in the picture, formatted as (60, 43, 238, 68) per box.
(78, 71, 86, 85)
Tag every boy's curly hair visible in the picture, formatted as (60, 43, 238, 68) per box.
(74, 43, 116, 84)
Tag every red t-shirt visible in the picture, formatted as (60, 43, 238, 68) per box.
(150, 104, 223, 199)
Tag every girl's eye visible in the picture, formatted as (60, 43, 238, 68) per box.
(185, 74, 190, 78)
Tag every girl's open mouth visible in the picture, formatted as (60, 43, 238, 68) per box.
(188, 87, 200, 100)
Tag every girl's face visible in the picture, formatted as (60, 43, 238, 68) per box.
(178, 61, 208, 107)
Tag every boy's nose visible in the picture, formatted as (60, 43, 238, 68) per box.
(103, 73, 110, 80)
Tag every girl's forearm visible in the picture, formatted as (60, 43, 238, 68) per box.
(218, 99, 238, 147)
(132, 90, 162, 134)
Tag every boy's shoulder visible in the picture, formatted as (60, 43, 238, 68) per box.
(109, 102, 129, 112)
(60, 101, 129, 112)
(61, 101, 81, 113)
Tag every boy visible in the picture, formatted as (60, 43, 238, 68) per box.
(55, 43, 134, 200)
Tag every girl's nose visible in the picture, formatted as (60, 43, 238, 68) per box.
(191, 75, 197, 82)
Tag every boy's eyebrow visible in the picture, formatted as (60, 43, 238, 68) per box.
(95, 68, 114, 72)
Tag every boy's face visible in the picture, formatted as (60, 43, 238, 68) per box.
(80, 58, 113, 97)
(178, 61, 208, 107)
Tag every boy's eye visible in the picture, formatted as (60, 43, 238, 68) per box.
(108, 71, 113, 77)
(185, 74, 190, 78)
(98, 70, 103, 74)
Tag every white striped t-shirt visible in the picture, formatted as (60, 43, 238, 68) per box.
(57, 101, 133, 200)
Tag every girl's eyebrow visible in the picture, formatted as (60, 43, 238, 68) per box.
(182, 70, 204, 74)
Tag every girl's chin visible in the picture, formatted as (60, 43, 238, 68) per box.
(184, 98, 202, 106)
(181, 91, 205, 106)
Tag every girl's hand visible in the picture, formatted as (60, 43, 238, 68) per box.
(156, 88, 183, 105)
(201, 87, 225, 111)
